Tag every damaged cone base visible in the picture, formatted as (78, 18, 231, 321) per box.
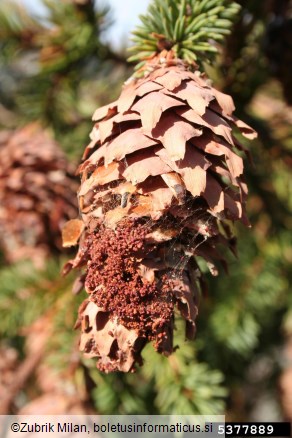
(72, 215, 199, 373)
(63, 50, 256, 372)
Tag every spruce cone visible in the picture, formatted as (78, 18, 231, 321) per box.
(0, 124, 78, 266)
(65, 52, 256, 372)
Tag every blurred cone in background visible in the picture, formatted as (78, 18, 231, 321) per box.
(0, 124, 78, 267)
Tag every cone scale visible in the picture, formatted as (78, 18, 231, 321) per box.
(63, 3, 257, 373)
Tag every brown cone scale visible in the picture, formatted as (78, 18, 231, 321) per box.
(64, 53, 256, 372)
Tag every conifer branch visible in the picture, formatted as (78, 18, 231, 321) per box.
(128, 0, 240, 69)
